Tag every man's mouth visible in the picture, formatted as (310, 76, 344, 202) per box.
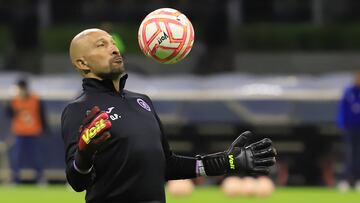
(113, 56, 123, 63)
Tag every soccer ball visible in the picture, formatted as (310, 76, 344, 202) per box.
(138, 8, 194, 64)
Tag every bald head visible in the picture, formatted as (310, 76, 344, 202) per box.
(69, 28, 110, 68)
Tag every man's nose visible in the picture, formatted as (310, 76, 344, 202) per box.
(112, 49, 120, 56)
(110, 44, 120, 56)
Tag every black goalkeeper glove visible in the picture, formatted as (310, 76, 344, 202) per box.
(196, 131, 276, 176)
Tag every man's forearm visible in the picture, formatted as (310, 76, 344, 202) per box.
(165, 153, 197, 180)
(66, 160, 92, 192)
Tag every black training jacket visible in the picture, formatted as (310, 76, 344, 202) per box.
(61, 74, 196, 203)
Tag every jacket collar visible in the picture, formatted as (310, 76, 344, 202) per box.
(82, 73, 128, 93)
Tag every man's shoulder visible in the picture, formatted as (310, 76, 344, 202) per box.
(62, 92, 87, 113)
(124, 89, 151, 101)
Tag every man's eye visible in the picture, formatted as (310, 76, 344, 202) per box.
(97, 44, 105, 47)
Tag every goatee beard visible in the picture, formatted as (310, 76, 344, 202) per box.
(97, 70, 122, 80)
(96, 61, 124, 80)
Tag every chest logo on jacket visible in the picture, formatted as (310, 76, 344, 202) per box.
(106, 107, 115, 114)
(105, 107, 121, 121)
(137, 98, 151, 112)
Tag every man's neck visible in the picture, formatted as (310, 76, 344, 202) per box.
(112, 78, 120, 92)
(84, 73, 122, 92)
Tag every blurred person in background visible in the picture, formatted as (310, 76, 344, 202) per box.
(6, 78, 48, 185)
(62, 28, 276, 203)
(336, 71, 360, 192)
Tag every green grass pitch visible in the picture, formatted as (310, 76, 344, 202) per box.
(0, 185, 359, 203)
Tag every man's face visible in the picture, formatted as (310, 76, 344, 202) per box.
(82, 30, 124, 80)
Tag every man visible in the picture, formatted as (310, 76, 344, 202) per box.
(99, 22, 126, 55)
(6, 78, 47, 184)
(62, 28, 276, 203)
(337, 71, 360, 192)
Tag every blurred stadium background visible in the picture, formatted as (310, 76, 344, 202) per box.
(1, 0, 360, 202)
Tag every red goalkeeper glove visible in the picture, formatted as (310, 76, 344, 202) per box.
(74, 106, 112, 172)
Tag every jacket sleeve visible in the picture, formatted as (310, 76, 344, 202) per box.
(147, 97, 197, 180)
(61, 104, 93, 192)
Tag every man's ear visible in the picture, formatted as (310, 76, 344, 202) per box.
(75, 58, 90, 73)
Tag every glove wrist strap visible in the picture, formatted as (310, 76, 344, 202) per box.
(74, 150, 94, 172)
(195, 158, 207, 176)
(197, 152, 228, 176)
(73, 160, 93, 174)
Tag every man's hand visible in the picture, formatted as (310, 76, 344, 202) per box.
(197, 131, 277, 176)
(74, 106, 112, 171)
